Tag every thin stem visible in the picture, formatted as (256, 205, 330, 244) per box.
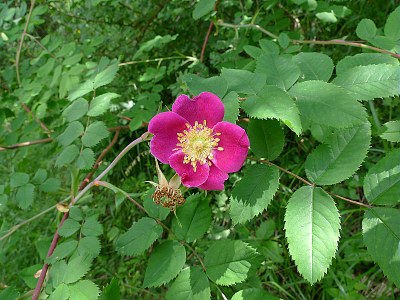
(217, 21, 278, 39)
(326, 191, 372, 208)
(0, 137, 53, 151)
(25, 33, 57, 59)
(21, 103, 52, 136)
(119, 56, 195, 66)
(180, 241, 207, 272)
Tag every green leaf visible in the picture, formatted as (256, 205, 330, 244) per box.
(48, 283, 69, 300)
(284, 186, 340, 284)
(192, 0, 215, 19)
(230, 164, 279, 224)
(381, 120, 400, 142)
(68, 80, 93, 101)
(305, 122, 371, 185)
(57, 121, 84, 146)
(40, 178, 61, 193)
(362, 207, 400, 287)
(289, 81, 367, 128)
(55, 144, 80, 168)
(356, 19, 376, 40)
(221, 68, 266, 95)
(115, 217, 163, 256)
(166, 267, 210, 300)
(62, 98, 88, 122)
(69, 280, 100, 300)
(32, 169, 48, 184)
(82, 121, 109, 147)
(204, 240, 259, 286)
(20, 264, 41, 288)
(231, 288, 279, 300)
(384, 6, 400, 40)
(222, 91, 240, 123)
(99, 278, 120, 300)
(143, 188, 170, 221)
(10, 172, 29, 188)
(58, 219, 81, 237)
(76, 148, 95, 170)
(64, 255, 92, 284)
(248, 119, 284, 160)
(49, 260, 67, 286)
(93, 60, 119, 89)
(336, 53, 399, 75)
(332, 64, 400, 101)
(77, 236, 101, 259)
(46, 240, 78, 264)
(316, 11, 337, 23)
(242, 85, 302, 135)
(82, 215, 103, 237)
(69, 207, 83, 221)
(255, 53, 300, 90)
(256, 220, 275, 240)
(16, 183, 35, 209)
(293, 52, 334, 81)
(171, 194, 211, 242)
(182, 74, 228, 98)
(0, 287, 19, 300)
(143, 240, 186, 287)
(87, 93, 119, 117)
(363, 148, 400, 205)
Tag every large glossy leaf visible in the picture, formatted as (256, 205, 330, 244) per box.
(335, 53, 399, 75)
(293, 52, 334, 81)
(284, 186, 340, 284)
(204, 240, 259, 286)
(332, 64, 400, 101)
(363, 148, 400, 205)
(182, 74, 227, 98)
(289, 81, 367, 128)
(363, 208, 400, 287)
(305, 122, 371, 185)
(166, 267, 210, 300)
(221, 68, 266, 94)
(143, 240, 186, 287)
(230, 164, 279, 224)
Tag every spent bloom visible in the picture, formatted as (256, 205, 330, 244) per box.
(148, 92, 249, 190)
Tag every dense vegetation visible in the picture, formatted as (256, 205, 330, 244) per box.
(1, 0, 400, 299)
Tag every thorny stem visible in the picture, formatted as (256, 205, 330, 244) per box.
(217, 21, 400, 59)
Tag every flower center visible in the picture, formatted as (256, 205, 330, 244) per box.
(175, 120, 223, 172)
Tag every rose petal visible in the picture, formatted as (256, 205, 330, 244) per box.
(169, 151, 209, 187)
(172, 92, 224, 127)
(198, 163, 228, 190)
(212, 121, 250, 173)
(148, 112, 188, 163)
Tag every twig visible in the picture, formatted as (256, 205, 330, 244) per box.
(200, 0, 220, 62)
(326, 191, 372, 208)
(15, 0, 36, 86)
(119, 56, 195, 66)
(0, 138, 52, 151)
(25, 33, 57, 59)
(21, 103, 52, 136)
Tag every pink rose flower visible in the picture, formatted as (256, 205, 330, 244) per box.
(148, 92, 249, 190)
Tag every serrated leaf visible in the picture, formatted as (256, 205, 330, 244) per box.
(255, 53, 300, 90)
(10, 172, 29, 188)
(204, 240, 259, 286)
(248, 119, 284, 160)
(305, 122, 371, 185)
(69, 280, 100, 300)
(356, 19, 376, 40)
(222, 91, 240, 123)
(171, 194, 211, 242)
(82, 215, 103, 237)
(55, 144, 79, 168)
(380, 120, 400, 142)
(143, 188, 170, 221)
(76, 148, 95, 170)
(115, 217, 163, 256)
(182, 74, 227, 98)
(68, 80, 93, 101)
(48, 283, 69, 300)
(284, 186, 340, 284)
(93, 61, 119, 89)
(49, 260, 67, 286)
(289, 81, 367, 128)
(69, 206, 83, 221)
(221, 68, 266, 95)
(62, 98, 88, 122)
(242, 85, 302, 135)
(143, 240, 186, 287)
(46, 240, 78, 264)
(363, 148, 400, 205)
(384, 6, 400, 40)
(231, 288, 279, 300)
(336, 53, 399, 75)
(77, 236, 101, 259)
(230, 165, 279, 224)
(40, 178, 61, 193)
(32, 169, 47, 184)
(82, 121, 109, 147)
(87, 93, 119, 117)
(16, 184, 35, 209)
(99, 278, 120, 300)
(64, 255, 92, 284)
(192, 0, 215, 19)
(59, 219, 81, 237)
(57, 121, 84, 146)
(332, 64, 400, 101)
(166, 267, 210, 300)
(293, 52, 334, 81)
(362, 207, 400, 287)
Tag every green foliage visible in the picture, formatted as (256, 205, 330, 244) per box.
(231, 288, 279, 300)
(381, 120, 400, 142)
(293, 52, 334, 81)
(285, 186, 341, 284)
(81, 121, 109, 147)
(166, 267, 210, 300)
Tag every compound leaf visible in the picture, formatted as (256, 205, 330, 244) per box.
(81, 121, 109, 147)
(166, 267, 210, 300)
